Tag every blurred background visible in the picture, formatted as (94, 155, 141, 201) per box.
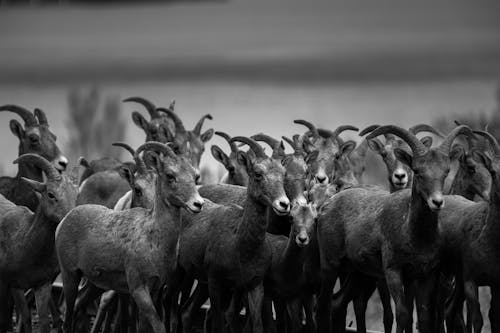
(1, 0, 500, 330)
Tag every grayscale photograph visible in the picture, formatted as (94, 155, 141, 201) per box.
(0, 0, 500, 332)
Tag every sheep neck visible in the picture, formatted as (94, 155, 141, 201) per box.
(150, 179, 181, 252)
(25, 206, 56, 262)
(484, 180, 500, 247)
(407, 185, 439, 244)
(278, 228, 307, 280)
(237, 193, 269, 263)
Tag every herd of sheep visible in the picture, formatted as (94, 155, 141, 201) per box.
(0, 97, 498, 333)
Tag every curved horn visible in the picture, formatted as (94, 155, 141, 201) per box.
(359, 124, 380, 137)
(215, 131, 238, 154)
(34, 108, 48, 126)
(112, 142, 147, 173)
(473, 130, 500, 156)
(14, 153, 61, 181)
(294, 120, 319, 139)
(157, 108, 186, 135)
(330, 125, 359, 140)
(136, 141, 177, 160)
(123, 97, 159, 118)
(409, 124, 444, 138)
(251, 133, 280, 150)
(438, 125, 474, 156)
(230, 136, 266, 159)
(366, 125, 428, 157)
(282, 136, 296, 151)
(193, 114, 213, 135)
(0, 105, 37, 127)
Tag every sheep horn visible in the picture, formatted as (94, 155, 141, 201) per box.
(14, 153, 61, 181)
(34, 108, 48, 126)
(0, 105, 37, 127)
(409, 124, 444, 138)
(230, 136, 266, 159)
(123, 97, 159, 118)
(330, 125, 359, 140)
(294, 120, 319, 139)
(367, 125, 428, 157)
(282, 136, 296, 151)
(157, 108, 186, 135)
(292, 134, 305, 155)
(113, 142, 147, 173)
(136, 141, 177, 160)
(359, 125, 380, 137)
(215, 131, 238, 154)
(437, 125, 474, 156)
(473, 130, 500, 156)
(193, 114, 213, 135)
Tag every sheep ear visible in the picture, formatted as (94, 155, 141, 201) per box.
(237, 151, 252, 172)
(132, 112, 149, 133)
(143, 151, 161, 171)
(201, 129, 214, 142)
(21, 177, 46, 193)
(118, 165, 134, 186)
(472, 150, 493, 173)
(9, 120, 25, 139)
(394, 148, 413, 168)
(420, 136, 433, 148)
(211, 145, 229, 167)
(78, 157, 91, 169)
(339, 140, 356, 157)
(367, 139, 384, 154)
(449, 144, 465, 162)
(305, 150, 319, 164)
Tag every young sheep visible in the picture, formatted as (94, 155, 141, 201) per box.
(315, 125, 473, 333)
(0, 105, 68, 211)
(55, 141, 204, 333)
(0, 154, 77, 333)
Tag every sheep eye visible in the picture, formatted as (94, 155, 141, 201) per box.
(47, 192, 56, 200)
(134, 187, 142, 197)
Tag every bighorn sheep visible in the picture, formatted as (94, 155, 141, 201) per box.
(0, 105, 68, 211)
(211, 131, 249, 186)
(0, 154, 77, 333)
(438, 130, 500, 333)
(316, 125, 473, 333)
(55, 141, 204, 333)
(124, 96, 176, 143)
(78, 156, 134, 184)
(294, 120, 358, 184)
(158, 106, 214, 170)
(173, 137, 290, 333)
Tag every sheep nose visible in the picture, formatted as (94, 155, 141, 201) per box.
(298, 234, 308, 243)
(193, 200, 204, 210)
(279, 200, 290, 211)
(394, 172, 406, 180)
(432, 198, 444, 208)
(316, 175, 327, 183)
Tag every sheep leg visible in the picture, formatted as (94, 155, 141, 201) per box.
(261, 295, 275, 333)
(89, 290, 117, 333)
(246, 283, 264, 333)
(463, 279, 482, 333)
(316, 271, 337, 333)
(49, 296, 62, 330)
(181, 282, 209, 333)
(402, 278, 414, 333)
(286, 298, 303, 333)
(61, 269, 82, 333)
(489, 286, 500, 333)
(207, 279, 228, 333)
(226, 290, 244, 333)
(384, 269, 409, 333)
(414, 274, 437, 333)
(34, 284, 52, 333)
(444, 276, 465, 333)
(11, 289, 31, 333)
(130, 285, 165, 333)
(377, 279, 394, 333)
(353, 276, 376, 333)
(273, 299, 286, 333)
(302, 293, 316, 333)
(0, 280, 10, 333)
